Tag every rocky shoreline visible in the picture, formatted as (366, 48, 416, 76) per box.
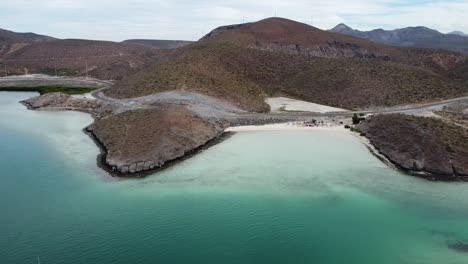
(84, 124, 234, 178)
(20, 92, 101, 115)
(19, 92, 302, 178)
(16, 91, 468, 181)
(359, 114, 468, 181)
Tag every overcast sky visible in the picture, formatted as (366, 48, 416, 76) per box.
(1, 0, 467, 41)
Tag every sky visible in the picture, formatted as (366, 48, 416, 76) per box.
(0, 0, 467, 41)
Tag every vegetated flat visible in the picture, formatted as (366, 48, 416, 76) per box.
(0, 85, 96, 95)
(360, 114, 468, 179)
(109, 18, 468, 112)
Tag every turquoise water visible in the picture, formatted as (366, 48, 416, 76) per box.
(1, 92, 468, 264)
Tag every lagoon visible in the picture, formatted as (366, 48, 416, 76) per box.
(1, 92, 468, 264)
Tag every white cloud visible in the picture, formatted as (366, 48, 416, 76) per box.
(0, 0, 466, 41)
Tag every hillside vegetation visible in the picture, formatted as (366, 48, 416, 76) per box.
(109, 18, 468, 112)
(111, 40, 468, 112)
(0, 29, 167, 80)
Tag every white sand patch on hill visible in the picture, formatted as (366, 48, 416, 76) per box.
(266, 97, 348, 113)
(226, 123, 348, 132)
(72, 92, 96, 100)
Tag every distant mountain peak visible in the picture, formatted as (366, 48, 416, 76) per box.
(448, 31, 468, 37)
(327, 24, 468, 54)
(331, 23, 354, 32)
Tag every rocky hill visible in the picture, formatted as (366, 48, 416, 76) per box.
(329, 24, 468, 54)
(449, 31, 468, 37)
(4, 39, 166, 80)
(88, 105, 228, 175)
(122, 39, 193, 49)
(0, 28, 56, 56)
(109, 18, 468, 112)
(359, 114, 468, 180)
(0, 28, 55, 43)
(0, 28, 167, 80)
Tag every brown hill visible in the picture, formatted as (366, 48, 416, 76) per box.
(2, 39, 167, 80)
(109, 18, 468, 111)
(0, 28, 56, 56)
(202, 18, 468, 74)
(0, 28, 167, 80)
(122, 39, 193, 49)
(0, 28, 55, 43)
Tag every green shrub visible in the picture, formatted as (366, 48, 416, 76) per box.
(352, 114, 361, 124)
(0, 85, 96, 95)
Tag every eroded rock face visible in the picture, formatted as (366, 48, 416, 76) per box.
(87, 105, 228, 175)
(429, 53, 467, 71)
(359, 114, 468, 180)
(253, 41, 389, 60)
(21, 92, 100, 110)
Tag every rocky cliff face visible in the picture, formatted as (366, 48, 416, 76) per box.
(252, 41, 389, 60)
(87, 105, 228, 175)
(359, 114, 468, 180)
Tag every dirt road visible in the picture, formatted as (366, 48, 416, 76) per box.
(2, 75, 468, 122)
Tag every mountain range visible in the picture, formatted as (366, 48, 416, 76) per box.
(329, 24, 468, 54)
(1, 18, 468, 112)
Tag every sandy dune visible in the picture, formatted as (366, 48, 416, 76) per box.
(266, 97, 348, 113)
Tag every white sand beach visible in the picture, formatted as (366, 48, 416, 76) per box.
(226, 123, 349, 132)
(266, 97, 348, 113)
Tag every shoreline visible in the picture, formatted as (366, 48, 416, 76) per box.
(9, 91, 468, 181)
(88, 119, 468, 181)
(84, 123, 235, 178)
(226, 122, 468, 182)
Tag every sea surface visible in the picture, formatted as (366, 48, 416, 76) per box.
(1, 92, 468, 264)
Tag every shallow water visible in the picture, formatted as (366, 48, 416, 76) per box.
(1, 92, 468, 264)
